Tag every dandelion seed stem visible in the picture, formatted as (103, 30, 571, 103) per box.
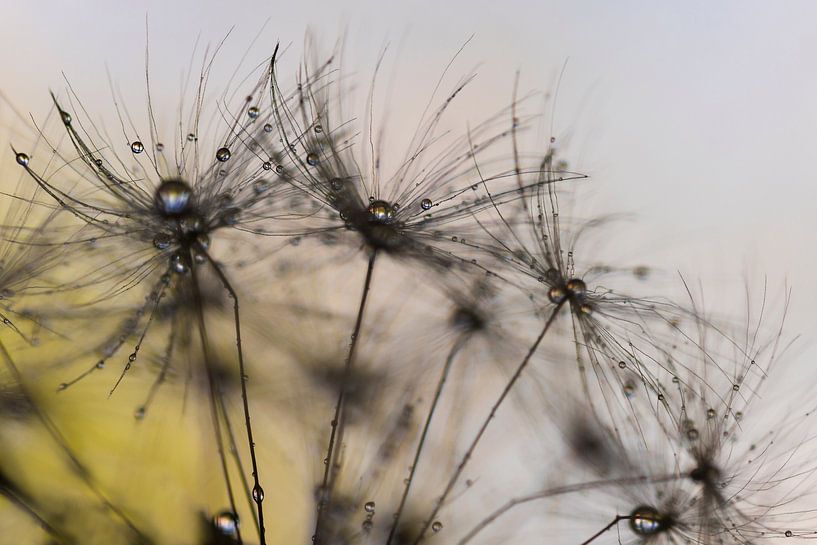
(204, 252, 267, 545)
(315, 249, 379, 545)
(579, 515, 630, 545)
(386, 334, 469, 545)
(191, 263, 244, 545)
(456, 474, 677, 545)
(413, 301, 565, 545)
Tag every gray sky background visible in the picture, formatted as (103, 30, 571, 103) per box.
(1, 0, 815, 388)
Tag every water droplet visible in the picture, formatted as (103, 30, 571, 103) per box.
(213, 511, 239, 536)
(629, 506, 666, 535)
(170, 253, 189, 274)
(187, 133, 196, 141)
(314, 124, 323, 133)
(362, 520, 373, 531)
(623, 381, 635, 398)
(618, 361, 627, 369)
(547, 286, 567, 304)
(735, 411, 743, 421)
(367, 200, 396, 223)
(364, 501, 375, 513)
(153, 233, 172, 250)
(707, 408, 716, 419)
(254, 179, 270, 193)
(134, 406, 145, 420)
(306, 152, 319, 166)
(421, 198, 433, 210)
(431, 521, 443, 533)
(579, 303, 593, 315)
(248, 106, 260, 119)
(686, 428, 699, 441)
(275, 164, 284, 174)
(264, 123, 273, 133)
(732, 384, 740, 391)
(262, 161, 272, 171)
(252, 485, 264, 502)
(15, 153, 29, 167)
(566, 278, 587, 298)
(216, 147, 231, 162)
(60, 111, 72, 125)
(155, 180, 193, 216)
(786, 531, 793, 537)
(156, 143, 165, 152)
(130, 141, 144, 154)
(221, 208, 240, 226)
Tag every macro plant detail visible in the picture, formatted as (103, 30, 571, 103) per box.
(0, 24, 814, 545)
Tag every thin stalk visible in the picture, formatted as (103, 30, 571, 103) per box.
(580, 515, 630, 545)
(314, 249, 378, 545)
(386, 334, 469, 545)
(205, 252, 267, 545)
(190, 263, 244, 545)
(412, 301, 565, 545)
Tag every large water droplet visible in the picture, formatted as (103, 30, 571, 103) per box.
(60, 111, 72, 125)
(629, 506, 666, 535)
(216, 147, 231, 162)
(15, 153, 29, 167)
(367, 200, 395, 223)
(213, 511, 239, 536)
(431, 521, 443, 533)
(547, 286, 567, 304)
(306, 152, 319, 166)
(252, 485, 264, 502)
(263, 123, 273, 133)
(248, 106, 260, 119)
(421, 198, 433, 210)
(131, 141, 144, 154)
(155, 180, 193, 216)
(364, 501, 375, 513)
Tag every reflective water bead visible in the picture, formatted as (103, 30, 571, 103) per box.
(130, 141, 144, 154)
(153, 233, 173, 250)
(216, 147, 231, 162)
(421, 198, 433, 210)
(156, 142, 165, 152)
(275, 164, 284, 174)
(367, 200, 395, 223)
(618, 361, 626, 369)
(60, 111, 72, 125)
(786, 531, 793, 537)
(264, 123, 273, 133)
(252, 485, 264, 502)
(248, 106, 260, 119)
(629, 506, 666, 535)
(314, 124, 323, 133)
(566, 278, 587, 298)
(170, 253, 189, 274)
(364, 501, 375, 513)
(707, 408, 716, 419)
(431, 521, 443, 533)
(213, 511, 239, 536)
(547, 286, 567, 304)
(15, 153, 29, 167)
(155, 180, 193, 216)
(186, 133, 196, 141)
(306, 152, 320, 166)
(262, 161, 272, 171)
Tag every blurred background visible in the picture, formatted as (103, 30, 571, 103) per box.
(0, 1, 814, 542)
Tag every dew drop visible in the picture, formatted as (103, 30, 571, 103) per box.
(15, 153, 29, 167)
(566, 278, 587, 298)
(216, 147, 231, 162)
(252, 485, 264, 502)
(60, 111, 72, 125)
(275, 164, 284, 174)
(686, 428, 699, 440)
(786, 531, 793, 537)
(421, 198, 433, 210)
(187, 133, 196, 141)
(130, 141, 144, 154)
(629, 506, 666, 535)
(367, 200, 396, 223)
(623, 381, 635, 398)
(707, 408, 716, 419)
(170, 253, 189, 274)
(364, 501, 375, 513)
(264, 123, 273, 133)
(306, 152, 320, 166)
(213, 511, 239, 536)
(247, 106, 260, 119)
(732, 384, 740, 391)
(547, 286, 567, 304)
(431, 521, 443, 533)
(156, 143, 165, 152)
(263, 161, 272, 171)
(134, 406, 146, 420)
(314, 124, 323, 134)
(618, 361, 626, 369)
(155, 180, 193, 216)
